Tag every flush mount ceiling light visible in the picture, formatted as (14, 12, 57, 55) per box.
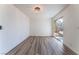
(33, 5, 43, 13)
(35, 7, 40, 11)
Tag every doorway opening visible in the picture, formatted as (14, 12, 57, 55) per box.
(53, 17, 64, 42)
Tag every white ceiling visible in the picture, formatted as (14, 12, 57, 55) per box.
(14, 4, 67, 19)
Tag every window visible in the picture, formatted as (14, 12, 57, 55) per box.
(56, 18, 64, 31)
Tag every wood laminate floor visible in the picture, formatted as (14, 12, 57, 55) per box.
(6, 36, 76, 55)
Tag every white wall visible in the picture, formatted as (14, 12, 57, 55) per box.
(53, 5, 79, 54)
(0, 5, 30, 54)
(30, 14, 52, 36)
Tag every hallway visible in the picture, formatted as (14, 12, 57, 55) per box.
(6, 36, 76, 55)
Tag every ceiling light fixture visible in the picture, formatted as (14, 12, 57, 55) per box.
(33, 5, 43, 13)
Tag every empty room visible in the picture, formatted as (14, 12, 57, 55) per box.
(0, 4, 79, 55)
